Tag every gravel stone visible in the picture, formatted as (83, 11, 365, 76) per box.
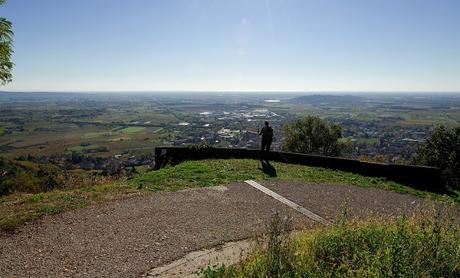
(1, 182, 456, 277)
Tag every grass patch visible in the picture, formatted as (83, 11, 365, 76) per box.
(131, 159, 448, 201)
(0, 182, 143, 231)
(120, 126, 145, 134)
(201, 208, 460, 277)
(400, 119, 438, 125)
(355, 137, 379, 145)
(82, 131, 113, 139)
(68, 144, 100, 152)
(106, 137, 131, 142)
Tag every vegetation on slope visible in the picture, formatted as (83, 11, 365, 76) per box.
(0, 157, 119, 196)
(201, 209, 460, 277)
(1, 159, 456, 231)
(414, 125, 460, 190)
(0, 157, 64, 195)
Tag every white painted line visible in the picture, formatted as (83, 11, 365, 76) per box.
(143, 240, 253, 277)
(244, 180, 330, 225)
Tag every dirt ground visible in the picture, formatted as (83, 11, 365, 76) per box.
(0, 182, 451, 277)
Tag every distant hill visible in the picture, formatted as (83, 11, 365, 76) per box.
(289, 95, 365, 105)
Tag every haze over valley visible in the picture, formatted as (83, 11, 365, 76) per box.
(1, 91, 458, 175)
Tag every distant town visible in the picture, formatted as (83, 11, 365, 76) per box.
(1, 92, 459, 174)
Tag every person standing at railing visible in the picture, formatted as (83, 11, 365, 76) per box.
(259, 121, 274, 156)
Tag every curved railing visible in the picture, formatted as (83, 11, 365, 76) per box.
(154, 147, 445, 194)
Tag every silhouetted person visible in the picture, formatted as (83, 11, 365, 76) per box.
(259, 121, 274, 156)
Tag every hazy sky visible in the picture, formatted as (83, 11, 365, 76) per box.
(2, 0, 460, 92)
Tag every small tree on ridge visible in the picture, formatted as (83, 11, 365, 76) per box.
(413, 125, 460, 190)
(282, 115, 342, 156)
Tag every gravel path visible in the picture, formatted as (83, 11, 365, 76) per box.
(0, 182, 452, 277)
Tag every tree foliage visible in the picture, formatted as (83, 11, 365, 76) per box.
(413, 125, 460, 190)
(0, 157, 63, 195)
(282, 115, 342, 156)
(0, 0, 13, 84)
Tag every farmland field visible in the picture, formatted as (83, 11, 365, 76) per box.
(0, 92, 459, 169)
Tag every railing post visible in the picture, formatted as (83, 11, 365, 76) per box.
(154, 148, 163, 170)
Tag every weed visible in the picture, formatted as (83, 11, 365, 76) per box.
(202, 206, 460, 277)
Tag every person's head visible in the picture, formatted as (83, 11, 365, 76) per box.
(264, 121, 269, 127)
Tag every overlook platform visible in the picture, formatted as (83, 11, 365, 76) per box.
(154, 147, 444, 193)
(1, 181, 442, 277)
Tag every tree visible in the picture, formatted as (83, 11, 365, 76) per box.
(282, 115, 342, 156)
(0, 0, 13, 84)
(413, 125, 460, 190)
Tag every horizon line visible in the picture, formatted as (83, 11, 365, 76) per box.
(1, 90, 460, 95)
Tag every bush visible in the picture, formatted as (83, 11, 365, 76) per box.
(0, 158, 64, 195)
(203, 208, 460, 277)
(413, 125, 460, 190)
(283, 116, 343, 156)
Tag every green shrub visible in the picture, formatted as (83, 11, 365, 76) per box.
(283, 116, 343, 156)
(413, 125, 460, 190)
(0, 158, 64, 195)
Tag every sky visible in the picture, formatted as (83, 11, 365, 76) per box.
(2, 0, 460, 92)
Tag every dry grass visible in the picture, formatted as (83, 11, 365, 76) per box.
(201, 205, 460, 277)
